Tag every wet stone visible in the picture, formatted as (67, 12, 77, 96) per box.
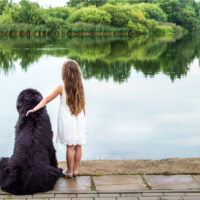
(192, 175, 200, 185)
(53, 177, 91, 191)
(93, 175, 147, 191)
(144, 175, 200, 190)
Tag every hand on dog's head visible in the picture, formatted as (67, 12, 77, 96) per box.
(17, 89, 43, 117)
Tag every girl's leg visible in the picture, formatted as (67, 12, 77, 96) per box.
(73, 145, 82, 173)
(66, 145, 75, 174)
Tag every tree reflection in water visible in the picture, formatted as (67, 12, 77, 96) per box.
(0, 33, 199, 82)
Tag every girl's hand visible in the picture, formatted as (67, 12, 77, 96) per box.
(26, 109, 35, 117)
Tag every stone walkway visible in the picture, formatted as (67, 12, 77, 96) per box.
(1, 175, 200, 199)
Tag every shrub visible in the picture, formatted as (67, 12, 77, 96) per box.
(100, 4, 130, 27)
(68, 22, 128, 33)
(10, 0, 45, 25)
(133, 3, 167, 22)
(67, 6, 111, 25)
(153, 25, 174, 35)
(128, 20, 149, 34)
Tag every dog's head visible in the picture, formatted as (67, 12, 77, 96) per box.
(17, 89, 43, 115)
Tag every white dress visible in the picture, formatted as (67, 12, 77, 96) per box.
(56, 85, 86, 146)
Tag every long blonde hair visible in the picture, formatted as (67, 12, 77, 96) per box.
(62, 60, 85, 116)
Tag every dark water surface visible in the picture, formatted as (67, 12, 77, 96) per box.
(0, 34, 200, 160)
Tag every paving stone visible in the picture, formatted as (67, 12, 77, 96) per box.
(53, 177, 91, 191)
(55, 194, 76, 197)
(31, 199, 48, 200)
(72, 198, 93, 200)
(142, 193, 163, 196)
(164, 193, 186, 196)
(77, 193, 98, 197)
(51, 198, 71, 200)
(99, 194, 120, 197)
(117, 197, 138, 200)
(144, 175, 200, 190)
(120, 193, 142, 197)
(95, 198, 116, 200)
(33, 193, 54, 198)
(186, 193, 200, 196)
(0, 194, 32, 199)
(93, 175, 147, 191)
(192, 176, 200, 186)
(160, 197, 183, 200)
(139, 197, 160, 200)
(183, 197, 200, 200)
(7, 198, 27, 200)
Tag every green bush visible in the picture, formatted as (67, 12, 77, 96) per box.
(10, 0, 45, 25)
(133, 3, 167, 22)
(128, 20, 149, 34)
(153, 25, 174, 35)
(67, 6, 111, 25)
(68, 22, 128, 33)
(45, 17, 65, 32)
(45, 7, 72, 20)
(100, 4, 130, 27)
(0, 5, 12, 23)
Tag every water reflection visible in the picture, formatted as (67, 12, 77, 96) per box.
(0, 34, 200, 82)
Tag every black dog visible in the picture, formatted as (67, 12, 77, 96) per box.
(0, 89, 62, 195)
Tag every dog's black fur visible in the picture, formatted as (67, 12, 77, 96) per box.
(0, 89, 62, 195)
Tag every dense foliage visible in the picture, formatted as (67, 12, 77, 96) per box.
(0, 0, 199, 36)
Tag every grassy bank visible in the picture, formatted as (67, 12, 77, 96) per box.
(1, 0, 198, 37)
(0, 22, 184, 37)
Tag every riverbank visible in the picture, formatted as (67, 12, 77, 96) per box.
(0, 22, 185, 37)
(58, 158, 200, 175)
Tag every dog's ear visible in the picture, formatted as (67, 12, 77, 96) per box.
(17, 89, 43, 114)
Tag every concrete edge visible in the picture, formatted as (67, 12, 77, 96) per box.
(46, 189, 200, 194)
(1, 190, 200, 196)
(0, 190, 198, 195)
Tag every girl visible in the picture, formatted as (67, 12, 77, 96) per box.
(26, 60, 86, 178)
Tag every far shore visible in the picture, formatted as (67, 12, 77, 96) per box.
(58, 158, 200, 175)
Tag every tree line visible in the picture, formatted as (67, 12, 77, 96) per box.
(0, 0, 200, 36)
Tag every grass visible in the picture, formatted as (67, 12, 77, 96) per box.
(140, 174, 152, 190)
(153, 22, 185, 35)
(90, 176, 96, 191)
(162, 172, 172, 176)
(0, 22, 129, 36)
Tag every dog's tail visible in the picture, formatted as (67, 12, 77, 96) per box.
(0, 157, 9, 186)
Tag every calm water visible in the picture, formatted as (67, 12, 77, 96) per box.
(0, 34, 200, 161)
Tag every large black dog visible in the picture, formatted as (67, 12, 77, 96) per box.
(0, 89, 62, 195)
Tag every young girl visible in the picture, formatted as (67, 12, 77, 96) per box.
(26, 60, 86, 178)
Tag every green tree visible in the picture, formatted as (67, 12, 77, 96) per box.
(67, 6, 111, 25)
(0, 0, 12, 15)
(0, 4, 12, 23)
(45, 17, 66, 32)
(133, 3, 167, 22)
(159, 0, 200, 31)
(67, 0, 108, 7)
(45, 7, 72, 20)
(10, 0, 44, 25)
(101, 4, 130, 27)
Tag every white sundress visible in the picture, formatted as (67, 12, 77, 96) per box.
(56, 85, 86, 146)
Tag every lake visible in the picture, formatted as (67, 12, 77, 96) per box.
(0, 34, 200, 161)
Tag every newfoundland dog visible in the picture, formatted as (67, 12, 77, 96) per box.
(0, 89, 62, 195)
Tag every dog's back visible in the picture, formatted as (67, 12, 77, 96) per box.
(0, 89, 62, 195)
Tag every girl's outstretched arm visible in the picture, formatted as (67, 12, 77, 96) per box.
(26, 85, 62, 117)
